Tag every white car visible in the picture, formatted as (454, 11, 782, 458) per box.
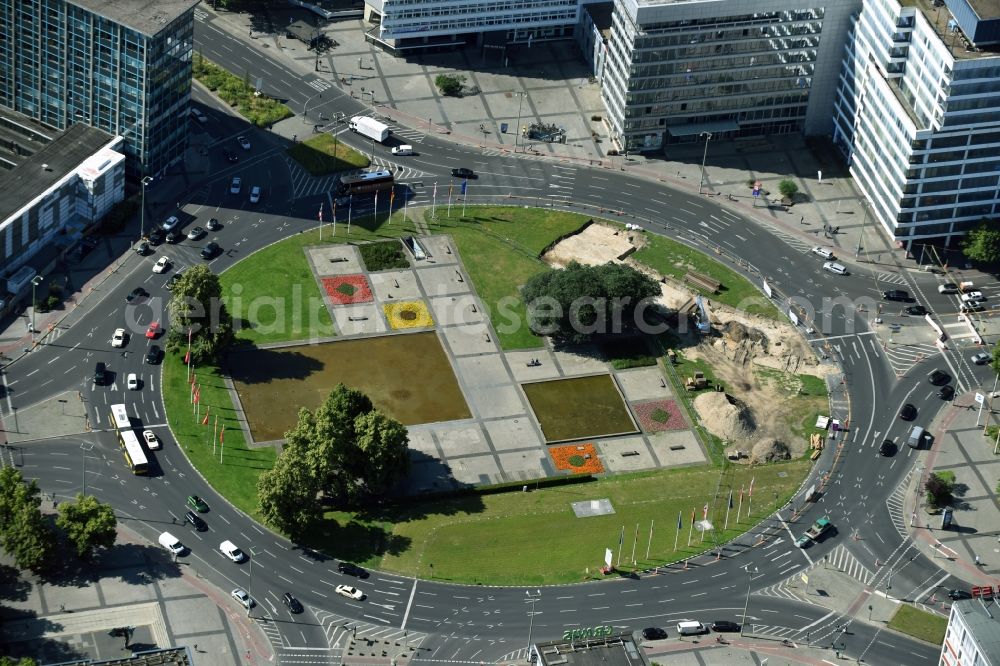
(111, 328, 126, 348)
(126, 373, 139, 390)
(972, 352, 992, 365)
(238, 135, 251, 150)
(230, 176, 242, 194)
(811, 246, 835, 260)
(961, 291, 984, 303)
(335, 584, 364, 600)
(162, 216, 180, 232)
(231, 588, 255, 609)
(143, 430, 161, 450)
(822, 261, 848, 275)
(153, 256, 170, 273)
(220, 540, 246, 563)
(249, 186, 261, 204)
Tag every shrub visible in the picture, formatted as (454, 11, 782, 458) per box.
(778, 179, 799, 199)
(435, 74, 466, 97)
(359, 241, 409, 272)
(925, 471, 955, 509)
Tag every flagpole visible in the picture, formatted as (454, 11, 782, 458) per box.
(185, 328, 192, 383)
(332, 201, 337, 237)
(431, 182, 438, 219)
(687, 509, 694, 547)
(462, 180, 468, 216)
(374, 190, 379, 223)
(674, 511, 681, 552)
(388, 186, 395, 225)
(219, 425, 225, 464)
(616, 525, 624, 567)
(701, 504, 707, 542)
(402, 188, 408, 225)
(724, 489, 733, 532)
(319, 203, 323, 241)
(645, 520, 654, 560)
(747, 477, 755, 519)
(347, 195, 352, 236)
(737, 486, 745, 523)
(213, 414, 218, 455)
(447, 183, 453, 218)
(630, 523, 638, 564)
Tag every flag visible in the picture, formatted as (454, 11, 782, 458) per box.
(448, 182, 453, 200)
(374, 190, 379, 209)
(690, 507, 695, 525)
(202, 408, 209, 425)
(433, 182, 437, 201)
(318, 203, 323, 222)
(702, 503, 709, 521)
(461, 179, 468, 196)
(728, 490, 734, 509)
(193, 386, 200, 404)
(184, 351, 190, 365)
(220, 425, 225, 443)
(618, 526, 624, 546)
(740, 486, 745, 502)
(749, 477, 755, 498)
(677, 510, 682, 530)
(390, 187, 396, 208)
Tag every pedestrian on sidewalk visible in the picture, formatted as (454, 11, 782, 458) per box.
(976, 554, 982, 565)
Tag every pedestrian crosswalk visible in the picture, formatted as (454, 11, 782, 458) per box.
(876, 271, 909, 286)
(306, 78, 335, 92)
(821, 544, 874, 585)
(882, 342, 939, 376)
(756, 544, 872, 606)
(193, 8, 208, 21)
(311, 611, 426, 663)
(886, 467, 915, 538)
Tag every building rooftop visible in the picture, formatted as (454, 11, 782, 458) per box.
(953, 599, 1000, 658)
(535, 633, 650, 666)
(584, 2, 615, 38)
(906, 0, 1000, 58)
(0, 123, 115, 223)
(0, 111, 56, 172)
(70, 0, 201, 37)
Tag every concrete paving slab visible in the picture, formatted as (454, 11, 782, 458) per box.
(417, 235, 459, 263)
(437, 95, 491, 125)
(428, 294, 484, 327)
(416, 265, 472, 298)
(405, 458, 461, 493)
(454, 354, 511, 387)
(552, 348, 610, 376)
(496, 450, 549, 478)
(597, 436, 658, 473)
(370, 270, 421, 301)
(615, 367, 673, 402)
(484, 417, 544, 452)
(165, 597, 227, 635)
(44, 582, 101, 611)
(100, 576, 158, 605)
(506, 350, 561, 382)
(449, 454, 502, 486)
(434, 424, 491, 457)
(648, 431, 707, 467)
(306, 245, 362, 276)
(330, 303, 386, 335)
(5, 391, 89, 443)
(441, 322, 497, 356)
(468, 384, 526, 420)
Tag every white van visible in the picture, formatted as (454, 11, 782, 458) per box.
(676, 621, 706, 636)
(391, 144, 414, 156)
(811, 246, 835, 260)
(158, 532, 185, 555)
(823, 261, 848, 275)
(907, 425, 924, 449)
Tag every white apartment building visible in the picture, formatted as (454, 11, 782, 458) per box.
(833, 0, 1000, 247)
(941, 597, 1000, 665)
(601, 0, 860, 153)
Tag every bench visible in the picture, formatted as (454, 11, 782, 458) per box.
(684, 271, 722, 293)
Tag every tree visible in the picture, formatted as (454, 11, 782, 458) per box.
(520, 261, 661, 344)
(56, 495, 117, 560)
(166, 264, 235, 363)
(962, 219, 1000, 264)
(1, 502, 54, 573)
(0, 657, 39, 666)
(434, 74, 466, 97)
(925, 471, 954, 509)
(991, 343, 1000, 376)
(778, 179, 799, 199)
(257, 446, 321, 536)
(351, 410, 409, 497)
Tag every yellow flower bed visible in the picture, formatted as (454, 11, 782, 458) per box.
(384, 300, 434, 330)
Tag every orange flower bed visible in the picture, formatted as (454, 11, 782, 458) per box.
(550, 443, 604, 474)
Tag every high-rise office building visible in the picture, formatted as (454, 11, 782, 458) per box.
(941, 596, 1000, 665)
(833, 0, 1000, 247)
(0, 0, 200, 180)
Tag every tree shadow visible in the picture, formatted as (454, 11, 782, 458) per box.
(224, 347, 325, 384)
(0, 562, 32, 603)
(1, 635, 86, 664)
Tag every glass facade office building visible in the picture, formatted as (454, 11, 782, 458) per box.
(0, 0, 199, 180)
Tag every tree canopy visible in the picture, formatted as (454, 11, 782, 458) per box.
(962, 219, 1000, 264)
(520, 260, 661, 343)
(56, 494, 117, 560)
(165, 264, 235, 363)
(0, 467, 53, 573)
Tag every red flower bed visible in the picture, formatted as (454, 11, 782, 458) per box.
(632, 399, 686, 432)
(550, 443, 604, 474)
(321, 275, 373, 305)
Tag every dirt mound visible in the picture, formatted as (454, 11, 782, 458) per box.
(750, 437, 791, 463)
(722, 320, 768, 351)
(693, 392, 755, 441)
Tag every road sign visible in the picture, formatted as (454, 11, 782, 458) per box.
(976, 392, 986, 404)
(604, 548, 613, 567)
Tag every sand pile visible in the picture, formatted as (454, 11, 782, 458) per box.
(750, 437, 791, 463)
(693, 392, 755, 441)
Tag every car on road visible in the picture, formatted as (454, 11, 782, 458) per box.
(93, 362, 108, 385)
(938, 385, 955, 400)
(641, 627, 667, 640)
(904, 305, 928, 316)
(159, 532, 185, 555)
(822, 261, 847, 275)
(135, 241, 150, 256)
(794, 533, 812, 548)
(879, 439, 895, 456)
(148, 228, 164, 245)
(451, 167, 475, 179)
(238, 135, 251, 150)
(899, 403, 917, 421)
(185, 511, 207, 531)
(111, 328, 127, 348)
(230, 176, 242, 194)
(249, 186, 261, 204)
(338, 562, 368, 578)
(948, 589, 972, 600)
(126, 373, 139, 390)
(207, 217, 222, 231)
(190, 107, 208, 124)
(153, 256, 170, 273)
(972, 352, 992, 365)
(187, 226, 205, 240)
(223, 149, 238, 163)
(126, 287, 148, 303)
(162, 215, 180, 232)
(201, 242, 221, 260)
(165, 230, 181, 244)
(219, 540, 246, 562)
(335, 584, 364, 600)
(960, 302, 985, 313)
(939, 282, 959, 294)
(143, 430, 161, 450)
(187, 495, 209, 512)
(710, 621, 741, 633)
(282, 593, 304, 614)
(811, 246, 835, 259)
(145, 345, 162, 365)
(962, 291, 984, 302)
(145, 322, 161, 339)
(882, 289, 910, 301)
(928, 370, 950, 386)
(167, 271, 183, 290)
(231, 588, 255, 609)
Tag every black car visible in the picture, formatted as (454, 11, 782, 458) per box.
(126, 287, 148, 303)
(451, 167, 475, 179)
(206, 217, 222, 231)
(879, 439, 895, 456)
(711, 620, 741, 632)
(337, 562, 369, 578)
(948, 589, 972, 600)
(928, 370, 950, 386)
(641, 627, 667, 640)
(899, 403, 917, 421)
(165, 230, 181, 244)
(184, 511, 207, 531)
(145, 345, 162, 365)
(93, 362, 108, 386)
(904, 305, 928, 316)
(282, 592, 304, 614)
(167, 271, 184, 290)
(224, 149, 238, 163)
(882, 289, 910, 302)
(938, 385, 955, 400)
(201, 242, 220, 260)
(135, 241, 150, 256)
(148, 228, 164, 245)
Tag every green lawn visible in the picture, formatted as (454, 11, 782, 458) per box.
(287, 134, 371, 176)
(632, 234, 782, 320)
(888, 605, 947, 645)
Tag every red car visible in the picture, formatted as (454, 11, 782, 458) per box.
(145, 322, 162, 339)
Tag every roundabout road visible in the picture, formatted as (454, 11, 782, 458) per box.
(0, 24, 992, 666)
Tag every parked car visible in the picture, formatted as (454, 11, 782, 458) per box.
(283, 593, 304, 614)
(187, 226, 205, 241)
(230, 176, 242, 194)
(962, 291, 984, 302)
(93, 362, 108, 385)
(206, 218, 222, 231)
(711, 621, 741, 633)
(153, 256, 170, 273)
(641, 627, 667, 640)
(161, 215, 180, 232)
(165, 230, 181, 244)
(143, 430, 161, 450)
(167, 271, 184, 290)
(928, 370, 950, 386)
(960, 303, 985, 313)
(335, 584, 364, 600)
(185, 511, 207, 531)
(187, 495, 209, 512)
(159, 532, 185, 555)
(938, 283, 959, 294)
(882, 289, 910, 302)
(111, 328, 127, 348)
(823, 261, 847, 275)
(899, 403, 917, 421)
(451, 167, 475, 179)
(148, 228, 164, 245)
(201, 242, 221, 260)
(231, 588, 255, 609)
(249, 186, 261, 204)
(135, 241, 150, 256)
(190, 107, 208, 123)
(949, 589, 972, 600)
(904, 305, 928, 316)
(972, 352, 992, 365)
(238, 136, 251, 150)
(811, 246, 835, 260)
(338, 562, 369, 578)
(145, 345, 162, 365)
(938, 385, 955, 400)
(127, 373, 139, 390)
(879, 439, 895, 456)
(219, 540, 246, 562)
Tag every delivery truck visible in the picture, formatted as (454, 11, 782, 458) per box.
(349, 116, 391, 143)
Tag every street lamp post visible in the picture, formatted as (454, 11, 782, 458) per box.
(740, 564, 758, 637)
(30, 275, 44, 346)
(699, 131, 713, 194)
(80, 441, 95, 496)
(525, 589, 541, 662)
(140, 175, 153, 242)
(855, 200, 869, 259)
(514, 92, 527, 153)
(246, 546, 260, 618)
